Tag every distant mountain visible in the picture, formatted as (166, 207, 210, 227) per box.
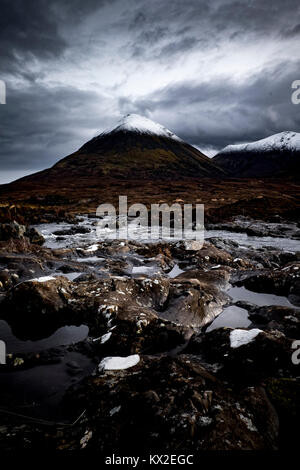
(18, 114, 225, 185)
(213, 131, 300, 178)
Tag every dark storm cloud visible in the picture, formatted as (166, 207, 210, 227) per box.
(0, 0, 300, 181)
(0, 84, 113, 170)
(125, 0, 300, 60)
(0, 0, 112, 75)
(119, 60, 300, 150)
(283, 23, 300, 37)
(0, 0, 66, 75)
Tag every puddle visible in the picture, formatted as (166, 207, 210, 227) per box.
(0, 351, 95, 421)
(228, 286, 297, 308)
(0, 321, 89, 354)
(76, 256, 104, 263)
(0, 322, 92, 422)
(168, 264, 185, 278)
(206, 305, 251, 332)
(131, 265, 157, 275)
(54, 272, 82, 281)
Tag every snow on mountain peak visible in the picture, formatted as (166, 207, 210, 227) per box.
(100, 114, 182, 141)
(219, 131, 300, 155)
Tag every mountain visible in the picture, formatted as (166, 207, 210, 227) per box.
(213, 131, 300, 178)
(17, 114, 225, 185)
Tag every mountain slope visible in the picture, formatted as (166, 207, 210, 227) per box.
(213, 131, 300, 178)
(14, 114, 225, 185)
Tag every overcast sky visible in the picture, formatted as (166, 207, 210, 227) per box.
(0, 0, 300, 183)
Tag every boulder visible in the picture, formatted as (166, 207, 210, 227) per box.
(63, 355, 279, 451)
(0, 221, 26, 241)
(24, 227, 45, 245)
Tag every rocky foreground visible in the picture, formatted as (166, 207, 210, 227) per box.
(0, 215, 299, 452)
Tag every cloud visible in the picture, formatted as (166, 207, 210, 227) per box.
(0, 0, 299, 179)
(0, 84, 116, 170)
(118, 60, 300, 150)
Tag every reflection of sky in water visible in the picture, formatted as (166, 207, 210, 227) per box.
(228, 286, 298, 308)
(207, 305, 251, 331)
(0, 320, 89, 354)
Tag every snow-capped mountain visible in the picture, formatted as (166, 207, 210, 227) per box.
(213, 131, 300, 178)
(218, 131, 300, 155)
(16, 114, 225, 184)
(99, 114, 182, 142)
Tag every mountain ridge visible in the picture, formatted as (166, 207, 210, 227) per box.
(213, 131, 300, 178)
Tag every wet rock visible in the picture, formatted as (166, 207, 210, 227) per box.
(1, 276, 75, 338)
(0, 221, 26, 241)
(185, 327, 298, 383)
(24, 227, 45, 245)
(63, 355, 279, 451)
(74, 273, 100, 282)
(53, 226, 90, 236)
(57, 264, 82, 274)
(236, 303, 300, 338)
(241, 265, 300, 307)
(173, 241, 233, 268)
(0, 270, 14, 290)
(164, 273, 229, 327)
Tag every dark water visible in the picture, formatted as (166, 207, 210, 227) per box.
(206, 285, 298, 332)
(206, 305, 251, 332)
(228, 286, 298, 308)
(0, 322, 93, 422)
(0, 351, 95, 421)
(0, 320, 89, 354)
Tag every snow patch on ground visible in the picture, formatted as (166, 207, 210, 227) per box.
(98, 354, 140, 371)
(101, 332, 112, 344)
(30, 276, 56, 283)
(230, 328, 262, 348)
(86, 244, 99, 252)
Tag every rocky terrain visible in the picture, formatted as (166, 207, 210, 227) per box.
(0, 213, 299, 452)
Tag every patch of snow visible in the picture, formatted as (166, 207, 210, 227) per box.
(230, 328, 262, 348)
(99, 114, 182, 141)
(109, 405, 121, 417)
(30, 276, 56, 283)
(86, 244, 98, 252)
(239, 414, 258, 432)
(218, 131, 300, 155)
(101, 332, 112, 344)
(98, 354, 140, 371)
